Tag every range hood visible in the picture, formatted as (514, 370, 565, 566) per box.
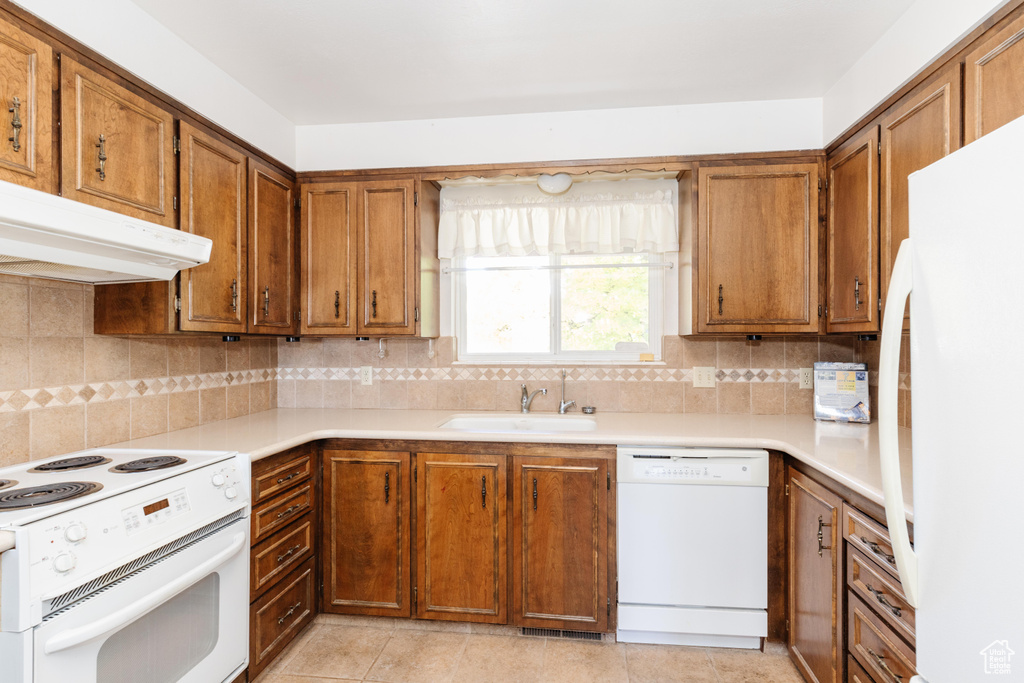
(0, 179, 212, 284)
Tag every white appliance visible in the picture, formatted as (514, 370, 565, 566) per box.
(0, 448, 250, 683)
(0, 178, 212, 283)
(616, 446, 768, 648)
(879, 115, 1024, 681)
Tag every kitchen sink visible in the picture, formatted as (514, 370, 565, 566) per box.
(438, 413, 597, 434)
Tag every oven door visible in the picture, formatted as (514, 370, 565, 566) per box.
(31, 518, 248, 683)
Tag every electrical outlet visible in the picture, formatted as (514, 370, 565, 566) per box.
(800, 367, 814, 390)
(693, 367, 716, 388)
(360, 366, 373, 386)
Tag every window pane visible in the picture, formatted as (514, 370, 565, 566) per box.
(463, 256, 551, 354)
(560, 254, 650, 352)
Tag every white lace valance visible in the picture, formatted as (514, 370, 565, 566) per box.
(438, 177, 679, 258)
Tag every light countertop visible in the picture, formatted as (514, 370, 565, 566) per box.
(111, 409, 915, 521)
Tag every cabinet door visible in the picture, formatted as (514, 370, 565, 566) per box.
(299, 182, 358, 335)
(965, 11, 1024, 144)
(826, 126, 879, 333)
(788, 468, 843, 683)
(880, 64, 961, 330)
(697, 162, 821, 334)
(0, 17, 53, 192)
(60, 56, 176, 227)
(248, 160, 295, 334)
(357, 179, 417, 336)
(322, 450, 411, 617)
(512, 456, 608, 631)
(415, 452, 506, 623)
(178, 122, 247, 333)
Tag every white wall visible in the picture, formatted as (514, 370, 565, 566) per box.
(13, 0, 296, 166)
(296, 99, 823, 171)
(823, 0, 1010, 144)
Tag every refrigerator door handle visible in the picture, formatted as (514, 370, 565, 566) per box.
(879, 238, 919, 607)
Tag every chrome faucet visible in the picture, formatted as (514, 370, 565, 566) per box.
(521, 384, 547, 413)
(558, 369, 576, 414)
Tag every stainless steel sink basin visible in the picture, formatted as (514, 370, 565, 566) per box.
(438, 413, 597, 434)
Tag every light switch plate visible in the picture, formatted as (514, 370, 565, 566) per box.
(360, 366, 373, 386)
(693, 367, 716, 388)
(799, 368, 814, 390)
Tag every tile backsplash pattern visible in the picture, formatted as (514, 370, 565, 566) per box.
(0, 274, 277, 466)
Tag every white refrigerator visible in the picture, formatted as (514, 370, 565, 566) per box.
(879, 115, 1024, 682)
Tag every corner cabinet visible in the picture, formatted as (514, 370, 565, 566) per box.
(299, 177, 440, 337)
(695, 161, 822, 335)
(0, 15, 53, 192)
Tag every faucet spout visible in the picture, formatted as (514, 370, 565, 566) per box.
(559, 369, 576, 414)
(521, 384, 547, 413)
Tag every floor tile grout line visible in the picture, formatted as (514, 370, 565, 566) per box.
(704, 647, 725, 683)
(445, 629, 473, 683)
(359, 625, 394, 682)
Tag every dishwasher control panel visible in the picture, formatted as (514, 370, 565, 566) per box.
(634, 460, 753, 482)
(617, 447, 769, 486)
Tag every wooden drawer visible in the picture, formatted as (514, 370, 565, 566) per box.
(847, 654, 874, 683)
(252, 481, 315, 544)
(848, 593, 916, 683)
(847, 547, 915, 644)
(844, 504, 901, 580)
(251, 514, 315, 599)
(250, 557, 315, 680)
(252, 446, 314, 505)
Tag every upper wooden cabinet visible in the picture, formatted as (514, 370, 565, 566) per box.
(299, 178, 440, 337)
(879, 63, 961, 330)
(965, 10, 1024, 144)
(178, 122, 247, 334)
(695, 161, 821, 335)
(0, 16, 53, 192)
(826, 127, 879, 334)
(248, 160, 296, 334)
(60, 55, 176, 227)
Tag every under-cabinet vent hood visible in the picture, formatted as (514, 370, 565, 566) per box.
(0, 179, 211, 284)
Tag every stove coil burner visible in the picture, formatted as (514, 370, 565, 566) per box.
(111, 456, 187, 473)
(0, 482, 102, 509)
(28, 455, 112, 472)
(0, 479, 15, 491)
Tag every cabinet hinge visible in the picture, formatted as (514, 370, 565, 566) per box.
(414, 466, 417, 483)
(414, 191, 419, 207)
(785, 483, 790, 496)
(295, 309, 301, 322)
(607, 471, 611, 490)
(878, 297, 882, 312)
(172, 136, 180, 154)
(607, 598, 611, 616)
(174, 295, 181, 313)
(817, 304, 822, 318)
(413, 586, 418, 610)
(414, 306, 420, 323)
(786, 619, 790, 632)
(818, 179, 823, 191)
(173, 196, 178, 211)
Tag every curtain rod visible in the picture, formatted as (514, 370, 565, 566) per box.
(443, 261, 674, 274)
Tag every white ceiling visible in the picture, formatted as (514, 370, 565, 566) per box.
(127, 0, 915, 126)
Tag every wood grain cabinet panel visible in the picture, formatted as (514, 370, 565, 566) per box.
(357, 179, 417, 336)
(248, 159, 296, 334)
(415, 452, 507, 623)
(848, 593, 916, 683)
(300, 182, 358, 334)
(0, 16, 52, 192)
(252, 481, 314, 545)
(965, 11, 1024, 144)
(178, 122, 247, 333)
(880, 63, 961, 330)
(512, 456, 608, 631)
(249, 558, 315, 680)
(322, 449, 411, 617)
(60, 55, 176, 227)
(788, 467, 844, 683)
(696, 162, 821, 334)
(826, 126, 879, 333)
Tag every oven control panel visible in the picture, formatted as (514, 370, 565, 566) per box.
(121, 488, 190, 535)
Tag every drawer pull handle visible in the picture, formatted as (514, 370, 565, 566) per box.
(817, 515, 832, 557)
(861, 536, 897, 565)
(276, 544, 302, 563)
(277, 601, 302, 625)
(275, 504, 305, 520)
(96, 134, 107, 181)
(276, 472, 299, 484)
(9, 96, 22, 152)
(865, 584, 902, 618)
(867, 647, 903, 682)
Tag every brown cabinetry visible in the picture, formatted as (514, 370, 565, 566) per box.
(0, 16, 53, 192)
(695, 162, 821, 335)
(248, 159, 296, 334)
(60, 55, 176, 227)
(965, 10, 1024, 144)
(511, 455, 609, 632)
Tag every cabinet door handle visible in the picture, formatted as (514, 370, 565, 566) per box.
(276, 544, 302, 563)
(481, 475, 487, 509)
(8, 96, 22, 152)
(96, 134, 107, 181)
(263, 285, 270, 318)
(854, 276, 861, 311)
(860, 536, 897, 566)
(817, 515, 832, 557)
(867, 648, 903, 682)
(865, 584, 902, 618)
(334, 290, 340, 318)
(384, 470, 390, 504)
(532, 477, 538, 511)
(717, 284, 724, 315)
(230, 279, 238, 312)
(277, 601, 302, 625)
(371, 290, 378, 318)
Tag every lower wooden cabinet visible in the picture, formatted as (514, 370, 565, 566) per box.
(250, 557, 315, 679)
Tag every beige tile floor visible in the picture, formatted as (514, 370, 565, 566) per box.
(254, 615, 805, 683)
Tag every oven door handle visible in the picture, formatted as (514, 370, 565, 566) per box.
(43, 530, 247, 655)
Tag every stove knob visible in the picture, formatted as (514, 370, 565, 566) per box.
(211, 474, 226, 487)
(64, 523, 86, 543)
(53, 552, 76, 573)
(224, 487, 237, 500)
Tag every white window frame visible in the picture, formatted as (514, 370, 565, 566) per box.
(452, 253, 665, 364)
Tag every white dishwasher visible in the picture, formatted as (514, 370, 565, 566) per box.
(616, 446, 768, 649)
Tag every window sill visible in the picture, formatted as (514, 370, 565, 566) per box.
(452, 359, 667, 367)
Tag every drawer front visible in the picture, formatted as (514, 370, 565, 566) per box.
(250, 558, 315, 679)
(848, 547, 915, 643)
(252, 482, 315, 544)
(847, 654, 875, 683)
(252, 447, 314, 505)
(844, 504, 901, 580)
(251, 515, 315, 599)
(848, 593, 916, 683)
